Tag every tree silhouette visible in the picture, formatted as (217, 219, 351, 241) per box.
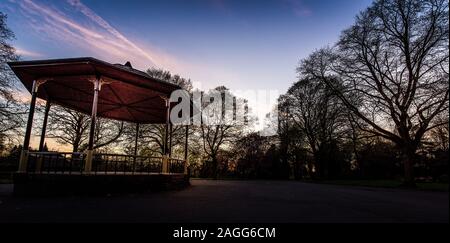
(299, 0, 449, 185)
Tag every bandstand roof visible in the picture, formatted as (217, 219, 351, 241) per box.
(8, 57, 184, 124)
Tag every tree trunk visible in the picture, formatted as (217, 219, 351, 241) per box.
(73, 143, 79, 153)
(293, 154, 300, 180)
(401, 144, 417, 187)
(312, 150, 321, 179)
(280, 143, 289, 178)
(212, 155, 218, 180)
(73, 133, 82, 152)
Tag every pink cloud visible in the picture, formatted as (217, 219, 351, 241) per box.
(15, 47, 44, 58)
(10, 0, 184, 70)
(6, 0, 243, 92)
(66, 0, 159, 65)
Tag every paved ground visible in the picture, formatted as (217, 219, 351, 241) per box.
(0, 179, 448, 223)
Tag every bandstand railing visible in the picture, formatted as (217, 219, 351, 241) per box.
(169, 158, 185, 174)
(24, 151, 186, 175)
(27, 152, 86, 174)
(92, 153, 163, 174)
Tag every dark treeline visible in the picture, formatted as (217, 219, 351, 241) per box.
(194, 0, 449, 186)
(0, 0, 449, 186)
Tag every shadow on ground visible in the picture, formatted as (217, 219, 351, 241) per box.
(0, 179, 448, 223)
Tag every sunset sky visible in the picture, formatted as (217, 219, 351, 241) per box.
(1, 0, 373, 149)
(2, 0, 372, 92)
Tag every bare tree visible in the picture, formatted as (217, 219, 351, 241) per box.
(427, 114, 449, 150)
(0, 12, 25, 149)
(47, 105, 123, 152)
(277, 94, 295, 178)
(286, 78, 349, 178)
(47, 106, 90, 152)
(231, 132, 275, 178)
(200, 86, 245, 179)
(92, 117, 124, 151)
(134, 123, 185, 156)
(147, 67, 193, 92)
(300, 0, 449, 185)
(134, 68, 193, 157)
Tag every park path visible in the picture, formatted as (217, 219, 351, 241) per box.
(0, 179, 447, 223)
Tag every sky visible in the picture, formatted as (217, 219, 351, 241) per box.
(1, 0, 372, 92)
(1, 0, 373, 149)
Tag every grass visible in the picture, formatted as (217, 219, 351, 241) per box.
(0, 172, 13, 184)
(311, 179, 448, 192)
(416, 182, 449, 192)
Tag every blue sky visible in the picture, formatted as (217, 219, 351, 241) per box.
(1, 0, 374, 146)
(2, 0, 372, 93)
